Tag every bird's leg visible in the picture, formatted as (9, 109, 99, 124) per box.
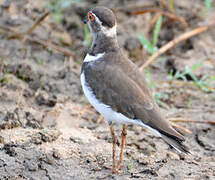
(110, 123, 118, 173)
(118, 124, 127, 170)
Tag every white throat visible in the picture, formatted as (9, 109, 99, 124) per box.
(101, 25, 116, 37)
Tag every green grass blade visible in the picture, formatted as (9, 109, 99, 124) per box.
(84, 24, 91, 46)
(61, 0, 85, 8)
(146, 67, 151, 81)
(205, 0, 212, 13)
(209, 75, 215, 81)
(154, 93, 169, 109)
(138, 33, 154, 54)
(153, 15, 163, 49)
(191, 61, 203, 71)
(168, 0, 175, 12)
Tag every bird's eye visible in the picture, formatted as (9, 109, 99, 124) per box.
(88, 12, 94, 21)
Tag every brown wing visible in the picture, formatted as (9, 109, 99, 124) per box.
(84, 54, 184, 141)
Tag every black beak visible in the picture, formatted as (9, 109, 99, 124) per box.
(84, 19, 88, 24)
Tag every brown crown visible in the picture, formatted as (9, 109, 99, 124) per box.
(92, 7, 116, 28)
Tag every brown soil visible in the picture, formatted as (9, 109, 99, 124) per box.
(0, 0, 215, 179)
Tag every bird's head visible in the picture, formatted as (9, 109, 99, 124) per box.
(84, 7, 116, 37)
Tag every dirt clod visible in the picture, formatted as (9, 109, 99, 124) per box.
(31, 129, 61, 145)
(35, 91, 57, 107)
(0, 110, 21, 129)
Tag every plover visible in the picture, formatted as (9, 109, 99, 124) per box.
(81, 6, 189, 173)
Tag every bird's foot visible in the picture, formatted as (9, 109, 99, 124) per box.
(112, 167, 122, 174)
(103, 165, 122, 174)
(117, 164, 123, 170)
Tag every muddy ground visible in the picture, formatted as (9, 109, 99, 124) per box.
(0, 0, 215, 179)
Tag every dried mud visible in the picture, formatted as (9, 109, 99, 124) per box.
(0, 0, 215, 179)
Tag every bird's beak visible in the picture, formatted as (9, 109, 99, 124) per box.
(84, 19, 88, 24)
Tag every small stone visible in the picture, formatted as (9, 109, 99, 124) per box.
(167, 151, 180, 160)
(26, 161, 38, 171)
(45, 153, 55, 165)
(53, 149, 61, 159)
(137, 158, 149, 166)
(70, 136, 82, 144)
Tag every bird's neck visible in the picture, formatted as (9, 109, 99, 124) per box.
(89, 32, 119, 55)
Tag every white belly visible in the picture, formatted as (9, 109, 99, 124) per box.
(80, 71, 160, 135)
(81, 72, 129, 124)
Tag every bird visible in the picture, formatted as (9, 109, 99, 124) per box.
(81, 6, 189, 173)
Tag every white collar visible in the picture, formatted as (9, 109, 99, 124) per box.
(84, 52, 105, 62)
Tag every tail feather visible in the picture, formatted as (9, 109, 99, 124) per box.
(161, 134, 190, 154)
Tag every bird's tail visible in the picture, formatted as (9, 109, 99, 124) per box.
(161, 134, 190, 154)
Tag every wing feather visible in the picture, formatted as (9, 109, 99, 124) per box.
(84, 54, 184, 141)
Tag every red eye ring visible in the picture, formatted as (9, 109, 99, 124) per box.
(88, 12, 95, 21)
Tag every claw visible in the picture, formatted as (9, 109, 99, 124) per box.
(112, 167, 122, 174)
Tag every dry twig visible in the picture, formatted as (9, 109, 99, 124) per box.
(28, 36, 73, 57)
(171, 122, 192, 134)
(169, 118, 215, 125)
(8, 11, 50, 39)
(155, 80, 215, 92)
(139, 26, 209, 71)
(26, 12, 50, 35)
(150, 13, 162, 27)
(159, 0, 175, 13)
(131, 8, 188, 28)
(0, 12, 73, 57)
(115, 3, 154, 13)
